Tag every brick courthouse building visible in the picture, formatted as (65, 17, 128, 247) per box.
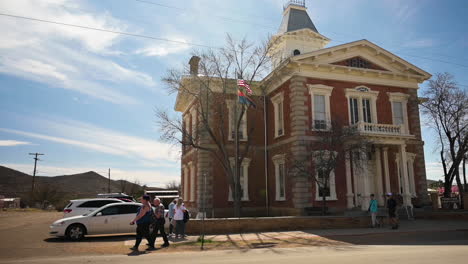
(175, 1, 432, 217)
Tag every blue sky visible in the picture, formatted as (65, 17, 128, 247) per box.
(0, 0, 467, 186)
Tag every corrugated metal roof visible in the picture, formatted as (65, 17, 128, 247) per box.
(278, 7, 318, 34)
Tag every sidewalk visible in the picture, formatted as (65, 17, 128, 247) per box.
(124, 219, 468, 247)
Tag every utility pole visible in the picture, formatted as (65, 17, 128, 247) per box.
(108, 168, 111, 193)
(29, 153, 44, 194)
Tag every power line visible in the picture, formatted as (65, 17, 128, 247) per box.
(2, 12, 468, 73)
(0, 13, 216, 49)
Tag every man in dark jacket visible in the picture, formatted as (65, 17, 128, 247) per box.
(386, 193, 399, 229)
(148, 198, 169, 249)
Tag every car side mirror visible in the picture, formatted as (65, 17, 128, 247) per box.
(95, 212, 103, 217)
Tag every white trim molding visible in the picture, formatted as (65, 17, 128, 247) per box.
(308, 84, 334, 131)
(271, 92, 285, 138)
(272, 154, 286, 201)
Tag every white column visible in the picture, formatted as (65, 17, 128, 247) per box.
(375, 147, 384, 205)
(345, 153, 354, 209)
(383, 147, 390, 194)
(361, 153, 371, 211)
(399, 144, 412, 206)
(408, 155, 416, 196)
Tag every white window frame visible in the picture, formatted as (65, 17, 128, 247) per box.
(228, 158, 251, 201)
(227, 100, 248, 141)
(388, 92, 410, 134)
(272, 154, 286, 201)
(271, 92, 285, 138)
(345, 86, 379, 125)
(189, 162, 195, 202)
(312, 150, 337, 201)
(308, 84, 333, 131)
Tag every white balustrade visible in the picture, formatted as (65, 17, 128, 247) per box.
(350, 122, 405, 136)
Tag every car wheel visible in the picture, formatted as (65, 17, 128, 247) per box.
(66, 224, 85, 241)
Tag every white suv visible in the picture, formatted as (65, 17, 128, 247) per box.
(63, 198, 124, 217)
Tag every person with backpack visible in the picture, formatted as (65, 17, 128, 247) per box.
(173, 198, 187, 239)
(148, 197, 169, 249)
(129, 195, 153, 251)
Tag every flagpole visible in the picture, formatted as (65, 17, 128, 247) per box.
(234, 76, 239, 217)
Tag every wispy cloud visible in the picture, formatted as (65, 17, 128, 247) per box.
(0, 0, 156, 104)
(1, 163, 179, 187)
(402, 38, 436, 48)
(0, 117, 179, 166)
(0, 140, 32, 147)
(135, 37, 191, 57)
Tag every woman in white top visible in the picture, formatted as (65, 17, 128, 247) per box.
(173, 198, 187, 238)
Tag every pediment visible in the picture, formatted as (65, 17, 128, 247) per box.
(331, 56, 390, 71)
(291, 39, 431, 79)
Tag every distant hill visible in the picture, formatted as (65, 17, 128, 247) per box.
(0, 165, 145, 200)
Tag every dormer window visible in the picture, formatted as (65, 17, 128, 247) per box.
(293, 49, 301, 56)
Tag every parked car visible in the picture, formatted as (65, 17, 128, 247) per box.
(97, 193, 136, 202)
(63, 198, 124, 217)
(50, 202, 169, 240)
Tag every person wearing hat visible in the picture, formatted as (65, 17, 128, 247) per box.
(386, 193, 399, 229)
(130, 195, 154, 251)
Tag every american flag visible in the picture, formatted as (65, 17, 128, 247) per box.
(237, 79, 252, 95)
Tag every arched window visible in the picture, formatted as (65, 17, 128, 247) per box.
(293, 49, 301, 56)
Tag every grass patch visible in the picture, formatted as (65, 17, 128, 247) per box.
(197, 236, 214, 243)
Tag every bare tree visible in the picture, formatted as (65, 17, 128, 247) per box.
(165, 180, 181, 192)
(156, 35, 280, 217)
(421, 73, 468, 207)
(289, 121, 370, 215)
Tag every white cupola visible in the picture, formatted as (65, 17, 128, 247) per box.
(269, 0, 330, 68)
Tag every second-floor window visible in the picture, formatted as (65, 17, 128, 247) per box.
(362, 98, 372, 123)
(308, 84, 334, 131)
(349, 98, 359, 124)
(313, 94, 327, 129)
(392, 101, 404, 125)
(272, 92, 284, 137)
(388, 92, 410, 134)
(345, 86, 379, 125)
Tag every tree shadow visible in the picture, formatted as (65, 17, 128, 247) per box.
(44, 234, 135, 243)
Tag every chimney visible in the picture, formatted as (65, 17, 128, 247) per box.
(189, 56, 201, 76)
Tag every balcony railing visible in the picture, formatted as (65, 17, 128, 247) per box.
(350, 122, 407, 136)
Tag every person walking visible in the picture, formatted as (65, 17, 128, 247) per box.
(386, 193, 399, 229)
(173, 198, 187, 239)
(148, 198, 169, 249)
(166, 199, 176, 236)
(130, 195, 153, 251)
(368, 194, 379, 227)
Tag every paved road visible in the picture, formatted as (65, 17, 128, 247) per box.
(2, 244, 467, 264)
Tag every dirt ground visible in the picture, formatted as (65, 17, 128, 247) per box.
(0, 210, 349, 260)
(2, 210, 466, 260)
